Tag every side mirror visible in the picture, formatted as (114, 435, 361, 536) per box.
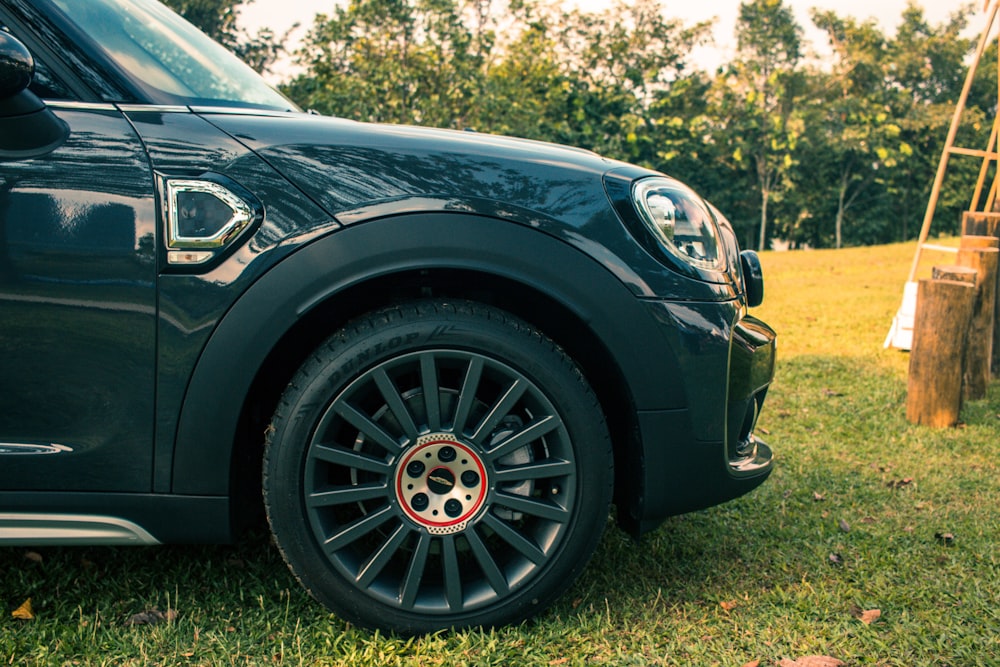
(740, 250, 764, 308)
(0, 30, 39, 109)
(0, 30, 68, 158)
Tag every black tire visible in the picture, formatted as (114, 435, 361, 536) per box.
(263, 300, 612, 634)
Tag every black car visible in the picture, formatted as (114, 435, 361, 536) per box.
(0, 0, 776, 634)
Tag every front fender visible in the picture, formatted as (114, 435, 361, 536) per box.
(170, 213, 689, 495)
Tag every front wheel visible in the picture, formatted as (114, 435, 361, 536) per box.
(263, 300, 612, 634)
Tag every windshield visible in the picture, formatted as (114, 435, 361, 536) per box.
(47, 0, 296, 110)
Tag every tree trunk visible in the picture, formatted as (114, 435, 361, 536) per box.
(758, 189, 769, 251)
(833, 167, 852, 249)
(907, 276, 976, 427)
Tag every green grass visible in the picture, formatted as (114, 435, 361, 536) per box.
(3, 240, 999, 666)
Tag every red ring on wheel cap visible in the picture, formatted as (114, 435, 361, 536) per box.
(396, 434, 488, 534)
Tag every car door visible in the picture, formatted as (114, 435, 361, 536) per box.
(0, 23, 157, 492)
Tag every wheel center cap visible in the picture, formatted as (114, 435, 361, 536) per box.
(395, 434, 488, 535)
(427, 467, 456, 494)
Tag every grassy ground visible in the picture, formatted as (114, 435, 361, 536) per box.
(3, 240, 998, 666)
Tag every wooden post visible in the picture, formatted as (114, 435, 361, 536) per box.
(907, 277, 977, 427)
(957, 245, 999, 399)
(962, 217, 1000, 373)
(962, 211, 1000, 236)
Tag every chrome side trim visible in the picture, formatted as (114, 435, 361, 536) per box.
(0, 514, 160, 545)
(190, 105, 302, 117)
(116, 104, 190, 113)
(47, 100, 117, 112)
(0, 443, 72, 455)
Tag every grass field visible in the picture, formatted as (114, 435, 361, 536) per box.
(3, 240, 999, 666)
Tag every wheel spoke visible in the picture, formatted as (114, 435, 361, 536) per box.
(485, 415, 560, 461)
(323, 505, 395, 553)
(373, 368, 419, 442)
(493, 458, 574, 483)
(470, 379, 527, 446)
(334, 402, 403, 455)
(400, 531, 432, 609)
(466, 527, 509, 596)
(308, 482, 389, 508)
(357, 522, 410, 588)
(441, 535, 463, 611)
(451, 356, 483, 436)
(481, 513, 547, 564)
(311, 443, 391, 475)
(493, 491, 569, 523)
(420, 352, 442, 431)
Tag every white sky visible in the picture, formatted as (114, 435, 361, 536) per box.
(240, 0, 984, 82)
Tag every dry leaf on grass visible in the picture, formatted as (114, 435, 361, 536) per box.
(859, 609, 881, 624)
(828, 552, 843, 566)
(778, 656, 845, 667)
(838, 519, 850, 532)
(23, 551, 43, 564)
(742, 660, 761, 667)
(850, 605, 881, 624)
(813, 492, 825, 502)
(11, 598, 33, 620)
(886, 477, 914, 489)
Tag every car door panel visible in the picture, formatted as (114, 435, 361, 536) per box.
(0, 105, 157, 491)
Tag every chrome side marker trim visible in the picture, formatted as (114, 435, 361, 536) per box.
(0, 443, 72, 455)
(0, 514, 160, 545)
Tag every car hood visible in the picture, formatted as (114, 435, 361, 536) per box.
(199, 111, 633, 228)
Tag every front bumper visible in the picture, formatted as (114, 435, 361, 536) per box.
(622, 303, 776, 537)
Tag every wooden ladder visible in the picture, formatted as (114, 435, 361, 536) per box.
(907, 0, 1000, 281)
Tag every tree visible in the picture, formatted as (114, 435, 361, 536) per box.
(804, 11, 905, 248)
(711, 0, 804, 250)
(285, 0, 490, 125)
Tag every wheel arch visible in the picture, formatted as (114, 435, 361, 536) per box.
(169, 213, 687, 533)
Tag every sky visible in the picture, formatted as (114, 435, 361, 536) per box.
(239, 0, 982, 82)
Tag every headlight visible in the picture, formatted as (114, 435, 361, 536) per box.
(632, 178, 724, 271)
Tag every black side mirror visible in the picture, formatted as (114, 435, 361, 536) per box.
(0, 30, 68, 158)
(740, 250, 764, 308)
(0, 29, 34, 98)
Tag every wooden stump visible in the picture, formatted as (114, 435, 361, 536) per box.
(959, 234, 1000, 250)
(961, 219, 1000, 373)
(907, 277, 976, 427)
(962, 211, 1000, 237)
(957, 246, 999, 399)
(931, 265, 978, 284)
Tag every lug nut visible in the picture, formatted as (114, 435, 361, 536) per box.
(438, 446, 456, 462)
(444, 499, 463, 518)
(461, 470, 480, 487)
(411, 493, 429, 512)
(406, 461, 425, 477)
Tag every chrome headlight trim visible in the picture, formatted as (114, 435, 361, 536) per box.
(631, 177, 725, 272)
